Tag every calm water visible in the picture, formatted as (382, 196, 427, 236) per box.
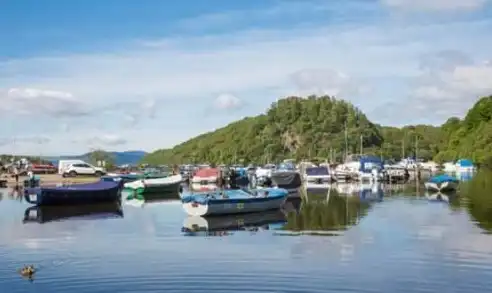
(1, 182, 492, 293)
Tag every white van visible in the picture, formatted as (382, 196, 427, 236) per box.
(58, 160, 106, 177)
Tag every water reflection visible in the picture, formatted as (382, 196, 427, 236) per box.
(124, 190, 181, 208)
(182, 209, 287, 237)
(23, 202, 124, 224)
(461, 171, 492, 233)
(281, 187, 372, 235)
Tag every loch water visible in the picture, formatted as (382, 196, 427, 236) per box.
(1, 179, 492, 293)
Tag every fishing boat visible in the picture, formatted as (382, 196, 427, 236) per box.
(24, 181, 121, 206)
(180, 187, 288, 216)
(191, 168, 219, 184)
(123, 174, 182, 195)
(182, 209, 287, 236)
(424, 174, 459, 192)
(304, 166, 332, 183)
(22, 202, 123, 224)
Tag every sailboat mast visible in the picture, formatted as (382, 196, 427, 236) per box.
(360, 135, 363, 156)
(401, 139, 405, 160)
(344, 121, 348, 161)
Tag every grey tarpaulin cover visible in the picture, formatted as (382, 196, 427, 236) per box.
(271, 171, 302, 189)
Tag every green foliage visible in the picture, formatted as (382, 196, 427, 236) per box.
(435, 96, 492, 164)
(87, 150, 116, 169)
(461, 171, 492, 233)
(142, 94, 492, 165)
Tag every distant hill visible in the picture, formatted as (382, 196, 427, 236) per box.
(44, 150, 147, 166)
(141, 94, 491, 165)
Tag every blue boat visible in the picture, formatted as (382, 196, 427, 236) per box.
(425, 174, 459, 192)
(24, 181, 121, 206)
(180, 187, 288, 216)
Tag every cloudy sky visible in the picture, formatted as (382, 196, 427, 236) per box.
(1, 0, 492, 155)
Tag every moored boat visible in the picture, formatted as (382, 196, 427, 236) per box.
(180, 188, 288, 216)
(24, 181, 121, 206)
(304, 166, 332, 183)
(270, 162, 302, 194)
(123, 174, 182, 195)
(191, 168, 219, 184)
(424, 174, 459, 192)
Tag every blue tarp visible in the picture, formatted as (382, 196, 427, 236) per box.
(429, 174, 459, 184)
(359, 156, 383, 172)
(456, 159, 473, 167)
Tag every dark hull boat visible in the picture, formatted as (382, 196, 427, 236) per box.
(24, 181, 121, 206)
(23, 202, 123, 224)
(270, 171, 302, 195)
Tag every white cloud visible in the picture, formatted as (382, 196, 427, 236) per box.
(74, 134, 127, 148)
(2, 87, 90, 117)
(215, 94, 242, 110)
(1, 1, 491, 153)
(381, 0, 489, 11)
(290, 69, 363, 97)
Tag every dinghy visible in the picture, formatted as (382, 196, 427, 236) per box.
(182, 209, 287, 236)
(123, 174, 182, 195)
(181, 187, 288, 216)
(424, 174, 459, 192)
(24, 181, 121, 206)
(101, 172, 169, 185)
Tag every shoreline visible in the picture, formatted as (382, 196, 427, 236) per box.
(1, 174, 99, 187)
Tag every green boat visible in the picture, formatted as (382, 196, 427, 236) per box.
(123, 174, 183, 195)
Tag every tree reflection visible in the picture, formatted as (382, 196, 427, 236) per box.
(461, 171, 492, 233)
(282, 188, 371, 233)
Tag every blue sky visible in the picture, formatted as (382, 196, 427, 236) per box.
(1, 0, 492, 155)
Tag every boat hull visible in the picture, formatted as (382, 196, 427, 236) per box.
(181, 188, 288, 216)
(23, 202, 123, 224)
(123, 175, 182, 195)
(190, 176, 218, 184)
(24, 181, 121, 206)
(305, 175, 332, 183)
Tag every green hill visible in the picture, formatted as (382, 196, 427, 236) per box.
(142, 95, 490, 165)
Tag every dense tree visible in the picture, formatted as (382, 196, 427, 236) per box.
(142, 95, 492, 165)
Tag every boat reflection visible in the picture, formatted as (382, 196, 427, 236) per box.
(125, 190, 181, 208)
(425, 191, 458, 203)
(332, 182, 384, 202)
(181, 209, 287, 236)
(23, 202, 124, 224)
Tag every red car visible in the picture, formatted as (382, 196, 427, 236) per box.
(31, 163, 57, 174)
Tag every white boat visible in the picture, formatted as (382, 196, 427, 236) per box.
(304, 166, 332, 183)
(424, 175, 459, 192)
(180, 188, 288, 216)
(123, 174, 182, 195)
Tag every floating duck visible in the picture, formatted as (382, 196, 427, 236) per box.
(19, 265, 36, 277)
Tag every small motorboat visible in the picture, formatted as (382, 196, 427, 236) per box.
(180, 187, 288, 216)
(191, 168, 219, 184)
(304, 166, 332, 183)
(24, 181, 121, 206)
(123, 174, 182, 195)
(424, 174, 459, 192)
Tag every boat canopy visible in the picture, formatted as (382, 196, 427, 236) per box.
(194, 168, 219, 178)
(305, 166, 329, 176)
(359, 156, 383, 172)
(456, 159, 473, 167)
